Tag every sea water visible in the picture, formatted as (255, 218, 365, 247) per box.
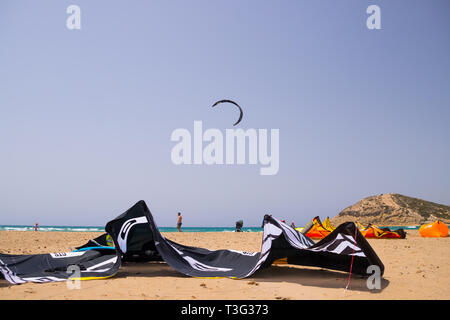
(0, 224, 422, 232)
(379, 225, 420, 230)
(0, 225, 424, 232)
(0, 225, 263, 233)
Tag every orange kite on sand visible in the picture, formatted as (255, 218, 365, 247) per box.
(356, 223, 406, 239)
(419, 221, 448, 237)
(296, 217, 408, 239)
(295, 216, 335, 239)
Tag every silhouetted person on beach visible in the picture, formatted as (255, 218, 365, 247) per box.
(177, 212, 183, 232)
(34, 222, 39, 231)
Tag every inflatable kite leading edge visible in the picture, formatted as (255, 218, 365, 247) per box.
(419, 221, 448, 237)
(0, 200, 385, 284)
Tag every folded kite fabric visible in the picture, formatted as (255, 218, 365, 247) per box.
(356, 223, 407, 239)
(0, 248, 120, 284)
(0, 200, 384, 284)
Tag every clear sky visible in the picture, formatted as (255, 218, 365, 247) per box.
(0, 0, 449, 228)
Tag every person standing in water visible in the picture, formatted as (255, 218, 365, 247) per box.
(34, 222, 39, 231)
(176, 212, 183, 232)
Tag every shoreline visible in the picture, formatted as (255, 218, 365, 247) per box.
(0, 222, 433, 233)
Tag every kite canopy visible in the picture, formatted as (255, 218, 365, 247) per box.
(357, 223, 406, 239)
(322, 217, 336, 233)
(296, 216, 335, 239)
(419, 221, 448, 237)
(0, 248, 120, 284)
(297, 217, 406, 239)
(211, 99, 243, 126)
(103, 201, 384, 278)
(0, 200, 385, 284)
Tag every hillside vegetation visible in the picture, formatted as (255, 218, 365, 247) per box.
(331, 193, 450, 226)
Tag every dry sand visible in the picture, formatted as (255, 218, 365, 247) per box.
(0, 230, 449, 300)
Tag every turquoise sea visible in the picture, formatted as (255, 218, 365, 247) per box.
(0, 225, 264, 233)
(0, 225, 423, 232)
(379, 226, 421, 231)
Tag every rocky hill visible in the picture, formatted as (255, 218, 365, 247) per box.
(331, 193, 450, 226)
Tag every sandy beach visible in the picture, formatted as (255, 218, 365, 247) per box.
(0, 230, 449, 300)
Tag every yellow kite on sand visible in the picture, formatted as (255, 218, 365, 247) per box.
(356, 222, 406, 239)
(295, 217, 407, 239)
(295, 217, 335, 239)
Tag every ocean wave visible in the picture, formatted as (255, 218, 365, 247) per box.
(0, 225, 263, 233)
(1, 227, 33, 231)
(0, 226, 104, 232)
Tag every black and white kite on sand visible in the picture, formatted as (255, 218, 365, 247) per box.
(0, 200, 384, 284)
(0, 249, 121, 284)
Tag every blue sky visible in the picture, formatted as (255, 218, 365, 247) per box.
(0, 1, 449, 227)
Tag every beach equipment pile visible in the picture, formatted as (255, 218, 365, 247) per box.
(296, 217, 407, 239)
(0, 201, 385, 284)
